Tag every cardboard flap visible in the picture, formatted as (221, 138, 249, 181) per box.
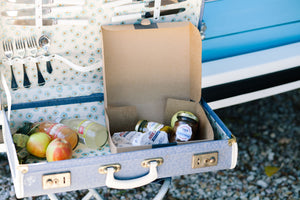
(102, 22, 202, 122)
(106, 106, 138, 133)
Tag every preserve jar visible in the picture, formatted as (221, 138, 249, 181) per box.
(173, 111, 199, 142)
(135, 120, 175, 142)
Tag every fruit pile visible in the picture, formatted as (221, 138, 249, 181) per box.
(13, 122, 73, 163)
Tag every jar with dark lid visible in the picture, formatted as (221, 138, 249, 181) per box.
(173, 111, 199, 142)
(135, 120, 175, 142)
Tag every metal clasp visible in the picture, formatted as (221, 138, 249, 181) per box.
(99, 164, 121, 174)
(42, 172, 71, 190)
(141, 157, 164, 168)
(192, 152, 218, 168)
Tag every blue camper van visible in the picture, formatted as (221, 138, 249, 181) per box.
(200, 0, 300, 109)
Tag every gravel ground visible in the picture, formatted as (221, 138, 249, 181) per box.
(1, 89, 299, 200)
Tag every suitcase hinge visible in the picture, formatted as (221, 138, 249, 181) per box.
(228, 134, 237, 146)
(200, 21, 207, 40)
(1, 104, 8, 111)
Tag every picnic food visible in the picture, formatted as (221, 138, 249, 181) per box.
(135, 120, 175, 142)
(13, 133, 29, 148)
(112, 131, 169, 147)
(173, 111, 199, 141)
(46, 138, 73, 162)
(26, 132, 51, 158)
(59, 119, 108, 149)
(35, 121, 79, 149)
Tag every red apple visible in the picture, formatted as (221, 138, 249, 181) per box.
(26, 132, 51, 158)
(46, 138, 72, 162)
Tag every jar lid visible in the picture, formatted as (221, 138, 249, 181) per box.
(135, 120, 148, 132)
(177, 111, 199, 122)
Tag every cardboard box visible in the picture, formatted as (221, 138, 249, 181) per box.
(102, 22, 214, 153)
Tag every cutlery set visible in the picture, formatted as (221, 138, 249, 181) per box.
(104, 0, 187, 23)
(1, 0, 89, 91)
(7, 18, 89, 26)
(1, 0, 192, 91)
(4, 0, 85, 4)
(1, 6, 83, 17)
(2, 35, 51, 90)
(2, 0, 87, 26)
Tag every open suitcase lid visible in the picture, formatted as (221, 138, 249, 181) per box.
(101, 22, 202, 123)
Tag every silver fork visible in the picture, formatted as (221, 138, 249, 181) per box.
(2, 40, 18, 90)
(15, 38, 31, 88)
(26, 36, 45, 86)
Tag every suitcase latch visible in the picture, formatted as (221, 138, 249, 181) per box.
(42, 172, 71, 190)
(192, 152, 218, 168)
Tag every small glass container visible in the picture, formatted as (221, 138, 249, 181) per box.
(173, 111, 199, 142)
(135, 120, 175, 142)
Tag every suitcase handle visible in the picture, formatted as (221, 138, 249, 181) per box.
(100, 161, 159, 189)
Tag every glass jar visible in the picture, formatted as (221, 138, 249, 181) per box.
(135, 120, 175, 142)
(173, 111, 199, 142)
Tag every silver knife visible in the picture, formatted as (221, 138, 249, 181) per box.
(4, 0, 85, 5)
(1, 6, 83, 17)
(103, 0, 183, 8)
(112, 7, 185, 22)
(113, 0, 186, 12)
(7, 18, 88, 26)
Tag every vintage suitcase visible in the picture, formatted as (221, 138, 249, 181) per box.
(0, 1, 237, 199)
(0, 21, 237, 198)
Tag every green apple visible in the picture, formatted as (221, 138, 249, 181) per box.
(26, 132, 51, 158)
(46, 138, 72, 162)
